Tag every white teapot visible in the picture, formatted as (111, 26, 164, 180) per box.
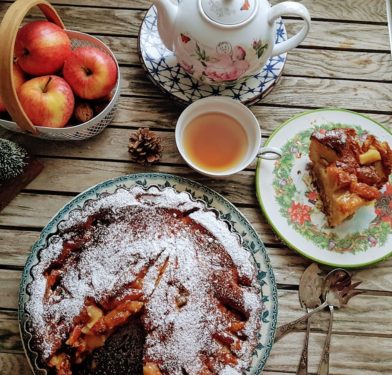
(153, 0, 310, 85)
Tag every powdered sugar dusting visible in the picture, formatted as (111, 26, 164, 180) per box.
(190, 209, 254, 281)
(26, 186, 262, 373)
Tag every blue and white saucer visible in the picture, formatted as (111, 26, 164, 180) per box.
(138, 6, 287, 106)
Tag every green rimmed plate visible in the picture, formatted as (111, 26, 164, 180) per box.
(19, 173, 277, 374)
(256, 108, 392, 268)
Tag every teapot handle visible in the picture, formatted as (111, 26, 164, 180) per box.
(268, 2, 311, 57)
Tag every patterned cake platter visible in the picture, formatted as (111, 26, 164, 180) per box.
(19, 173, 277, 374)
(256, 109, 392, 268)
(138, 6, 287, 106)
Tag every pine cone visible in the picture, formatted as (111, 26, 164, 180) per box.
(128, 128, 163, 165)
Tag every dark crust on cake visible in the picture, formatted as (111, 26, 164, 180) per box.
(310, 128, 351, 154)
(25, 186, 262, 375)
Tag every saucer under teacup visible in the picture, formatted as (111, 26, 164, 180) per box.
(138, 6, 287, 106)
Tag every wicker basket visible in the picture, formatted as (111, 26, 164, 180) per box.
(0, 0, 121, 141)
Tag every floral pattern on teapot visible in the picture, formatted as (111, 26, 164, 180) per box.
(178, 32, 268, 84)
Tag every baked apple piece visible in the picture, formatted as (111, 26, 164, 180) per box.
(309, 128, 392, 227)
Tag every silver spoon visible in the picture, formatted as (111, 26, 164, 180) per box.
(317, 268, 356, 375)
(296, 263, 325, 375)
(274, 268, 362, 343)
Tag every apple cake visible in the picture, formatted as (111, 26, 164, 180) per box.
(25, 186, 262, 375)
(309, 127, 392, 227)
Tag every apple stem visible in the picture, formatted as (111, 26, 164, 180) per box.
(43, 77, 52, 93)
(83, 67, 93, 76)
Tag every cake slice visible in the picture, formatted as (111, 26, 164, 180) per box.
(309, 128, 392, 227)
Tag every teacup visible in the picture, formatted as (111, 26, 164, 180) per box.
(175, 97, 281, 177)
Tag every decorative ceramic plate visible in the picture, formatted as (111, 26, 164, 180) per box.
(19, 173, 277, 374)
(256, 109, 392, 268)
(138, 6, 287, 106)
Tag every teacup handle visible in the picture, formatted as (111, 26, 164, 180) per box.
(268, 1, 311, 57)
(257, 146, 282, 160)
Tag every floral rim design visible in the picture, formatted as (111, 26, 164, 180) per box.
(273, 123, 392, 254)
(19, 173, 277, 375)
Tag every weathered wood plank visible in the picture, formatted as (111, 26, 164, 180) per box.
(119, 66, 392, 112)
(266, 331, 392, 374)
(297, 0, 387, 22)
(0, 4, 389, 50)
(0, 270, 19, 310)
(0, 230, 38, 267)
(284, 19, 389, 51)
(4, 128, 184, 166)
(285, 49, 392, 81)
(276, 290, 392, 336)
(0, 310, 21, 352)
(2, 98, 392, 146)
(0, 194, 71, 228)
(0, 353, 31, 375)
(21, 158, 257, 206)
(103, 98, 392, 132)
(260, 75, 392, 112)
(268, 246, 392, 292)
(3, 111, 392, 167)
(1, 0, 388, 23)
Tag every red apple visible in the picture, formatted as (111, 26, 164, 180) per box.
(15, 21, 72, 76)
(18, 75, 74, 128)
(63, 46, 117, 100)
(0, 63, 25, 112)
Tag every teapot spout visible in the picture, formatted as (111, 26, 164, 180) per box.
(153, 0, 178, 52)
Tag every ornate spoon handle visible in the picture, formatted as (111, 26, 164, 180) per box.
(318, 305, 334, 375)
(275, 301, 327, 343)
(296, 310, 310, 375)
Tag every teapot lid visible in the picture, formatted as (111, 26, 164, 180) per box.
(200, 0, 257, 26)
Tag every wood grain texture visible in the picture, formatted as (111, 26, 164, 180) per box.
(22, 158, 258, 206)
(1, 0, 388, 23)
(3, 114, 392, 167)
(0, 230, 39, 267)
(267, 331, 392, 374)
(0, 4, 389, 50)
(0, 353, 32, 375)
(0, 310, 21, 352)
(0, 270, 19, 310)
(117, 66, 392, 112)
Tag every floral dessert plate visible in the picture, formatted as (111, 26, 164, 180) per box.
(256, 109, 392, 268)
(138, 6, 287, 106)
(19, 173, 277, 374)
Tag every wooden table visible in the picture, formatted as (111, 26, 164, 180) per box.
(1, 0, 392, 374)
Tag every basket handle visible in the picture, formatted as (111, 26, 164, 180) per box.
(0, 0, 65, 134)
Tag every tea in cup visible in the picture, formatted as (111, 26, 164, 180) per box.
(175, 97, 281, 177)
